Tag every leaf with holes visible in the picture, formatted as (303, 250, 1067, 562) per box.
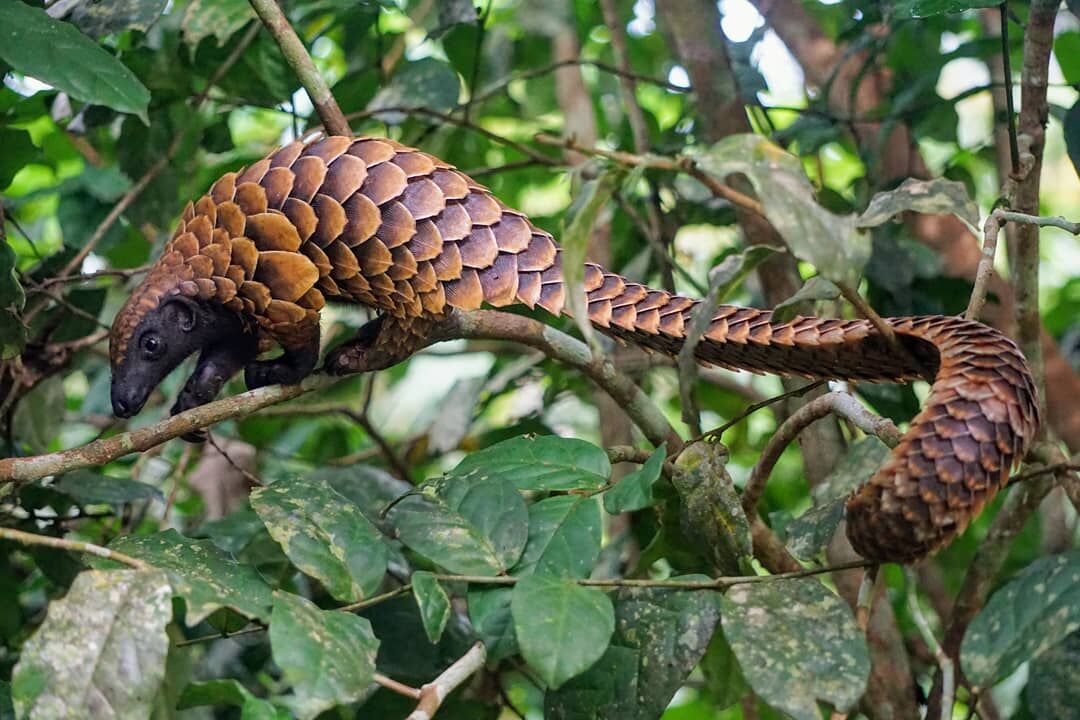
(961, 550, 1080, 687)
(721, 579, 870, 720)
(512, 574, 615, 689)
(0, 0, 150, 120)
(450, 435, 611, 491)
(270, 592, 379, 720)
(108, 530, 273, 624)
(251, 475, 388, 602)
(12, 570, 171, 719)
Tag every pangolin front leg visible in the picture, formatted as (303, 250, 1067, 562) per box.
(244, 317, 321, 390)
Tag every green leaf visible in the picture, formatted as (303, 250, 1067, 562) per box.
(561, 171, 618, 348)
(890, 0, 1002, 19)
(1054, 32, 1080, 86)
(721, 578, 870, 720)
(0, 0, 150, 120)
(370, 57, 462, 123)
(0, 127, 35, 190)
(182, 0, 254, 47)
(1024, 631, 1080, 720)
(12, 375, 64, 453)
(70, 0, 168, 36)
(411, 571, 451, 644)
(178, 679, 289, 719)
(0, 681, 10, 720)
(858, 177, 979, 230)
(270, 592, 379, 720)
(393, 477, 528, 575)
(108, 530, 273, 624)
(672, 442, 751, 575)
(12, 570, 171, 720)
(54, 470, 163, 506)
(450, 435, 611, 491)
(603, 446, 665, 514)
(961, 550, 1080, 687)
(468, 586, 518, 662)
(784, 496, 846, 561)
(700, 624, 748, 711)
(816, 437, 891, 500)
(512, 574, 615, 689)
(545, 578, 722, 719)
(516, 495, 602, 579)
(1065, 99, 1080, 181)
(696, 135, 868, 287)
(251, 475, 388, 602)
(0, 237, 24, 359)
(771, 276, 841, 324)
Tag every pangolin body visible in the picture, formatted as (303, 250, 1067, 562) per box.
(110, 135, 1040, 563)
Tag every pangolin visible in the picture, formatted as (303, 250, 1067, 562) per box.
(108, 135, 1040, 563)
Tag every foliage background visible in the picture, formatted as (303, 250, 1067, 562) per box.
(0, 0, 1079, 718)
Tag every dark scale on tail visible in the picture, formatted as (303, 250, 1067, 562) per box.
(110, 135, 1040, 563)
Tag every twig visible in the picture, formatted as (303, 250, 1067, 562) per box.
(967, 211, 1004, 320)
(998, 3, 1020, 175)
(0, 526, 150, 570)
(906, 569, 954, 720)
(338, 409, 414, 484)
(994, 210, 1080, 234)
(741, 391, 900, 515)
(836, 281, 897, 346)
(533, 133, 765, 216)
(376, 673, 422, 700)
(407, 642, 487, 720)
(34, 265, 151, 292)
(697, 380, 827, 444)
(855, 565, 878, 631)
(248, 0, 350, 136)
(192, 21, 261, 107)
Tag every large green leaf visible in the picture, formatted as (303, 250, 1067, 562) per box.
(516, 495, 602, 579)
(721, 579, 870, 720)
(0, 0, 150, 120)
(858, 177, 979, 230)
(0, 127, 35, 190)
(1056, 32, 1080, 86)
(251, 475, 388, 602)
(269, 592, 379, 720)
(392, 477, 528, 575)
(512, 574, 615, 689)
(546, 578, 722, 719)
(54, 471, 163, 507)
(450, 435, 611, 491)
(961, 550, 1080, 687)
(182, 0, 254, 47)
(467, 586, 518, 662)
(12, 570, 171, 719)
(108, 530, 273, 624)
(1024, 631, 1080, 720)
(70, 0, 168, 36)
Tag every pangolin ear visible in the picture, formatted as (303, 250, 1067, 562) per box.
(162, 295, 198, 333)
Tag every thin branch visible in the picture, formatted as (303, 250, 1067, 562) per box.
(533, 133, 765, 216)
(855, 564, 878, 632)
(741, 391, 901, 515)
(906, 569, 954, 720)
(470, 58, 688, 107)
(967, 211, 1004, 320)
(697, 380, 827, 444)
(407, 642, 487, 720)
(338, 409, 414, 484)
(836, 281, 897, 346)
(34, 265, 151, 292)
(0, 526, 150, 570)
(376, 673, 422, 700)
(248, 0, 350, 135)
(998, 3, 1020, 175)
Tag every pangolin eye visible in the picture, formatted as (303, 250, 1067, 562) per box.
(142, 334, 163, 355)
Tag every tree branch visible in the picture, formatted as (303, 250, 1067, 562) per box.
(407, 642, 487, 720)
(248, 0, 350, 136)
(0, 527, 150, 570)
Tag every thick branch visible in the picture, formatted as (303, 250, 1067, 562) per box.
(248, 0, 349, 135)
(407, 642, 487, 720)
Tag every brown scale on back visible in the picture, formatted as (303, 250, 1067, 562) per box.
(113, 135, 1040, 563)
